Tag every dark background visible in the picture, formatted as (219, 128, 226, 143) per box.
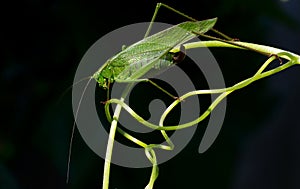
(1, 0, 300, 188)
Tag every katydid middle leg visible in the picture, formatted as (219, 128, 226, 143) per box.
(115, 78, 179, 99)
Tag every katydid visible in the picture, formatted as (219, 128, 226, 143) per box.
(92, 18, 217, 90)
(91, 3, 237, 93)
(67, 2, 242, 188)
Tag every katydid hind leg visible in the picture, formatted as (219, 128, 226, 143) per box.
(210, 28, 234, 41)
(159, 3, 235, 40)
(195, 31, 271, 57)
(145, 3, 234, 41)
(144, 3, 161, 38)
(144, 3, 198, 38)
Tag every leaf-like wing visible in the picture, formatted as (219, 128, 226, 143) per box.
(110, 18, 217, 80)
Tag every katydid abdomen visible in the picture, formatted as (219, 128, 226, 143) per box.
(117, 52, 175, 80)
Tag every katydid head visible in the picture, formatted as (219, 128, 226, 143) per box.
(92, 61, 114, 89)
(93, 71, 107, 89)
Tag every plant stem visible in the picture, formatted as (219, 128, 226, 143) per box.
(101, 40, 300, 189)
(171, 40, 300, 62)
(104, 50, 299, 132)
(102, 83, 133, 189)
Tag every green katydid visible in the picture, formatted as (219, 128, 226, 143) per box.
(68, 3, 271, 189)
(91, 3, 236, 94)
(92, 18, 217, 90)
(92, 3, 270, 97)
(89, 3, 299, 189)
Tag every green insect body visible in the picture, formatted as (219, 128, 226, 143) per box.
(92, 18, 217, 89)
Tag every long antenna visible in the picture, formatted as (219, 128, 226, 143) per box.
(66, 77, 93, 183)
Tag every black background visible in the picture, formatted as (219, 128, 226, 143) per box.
(1, 0, 300, 189)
